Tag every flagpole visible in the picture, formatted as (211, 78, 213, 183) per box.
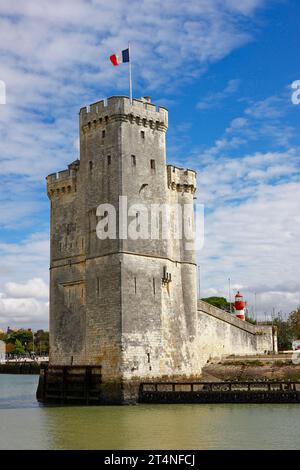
(128, 42, 133, 104)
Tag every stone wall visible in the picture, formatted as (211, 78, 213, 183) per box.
(197, 300, 277, 368)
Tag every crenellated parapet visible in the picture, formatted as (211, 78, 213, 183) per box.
(79, 96, 168, 134)
(46, 160, 80, 200)
(167, 165, 197, 193)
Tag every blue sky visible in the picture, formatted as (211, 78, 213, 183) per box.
(0, 0, 299, 328)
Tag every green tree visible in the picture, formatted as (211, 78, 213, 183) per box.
(289, 306, 300, 339)
(273, 314, 294, 351)
(34, 330, 49, 354)
(0, 332, 6, 342)
(12, 339, 26, 355)
(4, 330, 33, 352)
(201, 296, 232, 312)
(245, 315, 257, 325)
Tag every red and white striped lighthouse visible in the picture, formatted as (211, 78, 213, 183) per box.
(234, 291, 246, 321)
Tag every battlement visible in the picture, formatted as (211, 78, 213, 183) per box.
(167, 165, 197, 193)
(79, 96, 168, 132)
(47, 169, 71, 183)
(46, 160, 79, 199)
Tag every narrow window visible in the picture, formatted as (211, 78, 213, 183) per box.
(153, 278, 156, 295)
(96, 277, 100, 296)
(150, 159, 156, 171)
(131, 155, 136, 166)
(141, 130, 145, 139)
(134, 277, 137, 294)
(89, 161, 93, 171)
(107, 155, 111, 165)
(105, 116, 108, 123)
(102, 130, 105, 138)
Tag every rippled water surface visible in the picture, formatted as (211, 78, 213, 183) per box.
(0, 374, 299, 450)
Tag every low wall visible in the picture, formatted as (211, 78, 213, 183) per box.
(0, 362, 41, 375)
(197, 300, 277, 368)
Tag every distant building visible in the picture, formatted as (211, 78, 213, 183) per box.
(292, 340, 300, 351)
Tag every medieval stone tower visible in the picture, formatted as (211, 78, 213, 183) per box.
(45, 96, 199, 403)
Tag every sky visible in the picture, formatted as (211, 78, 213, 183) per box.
(0, 0, 299, 329)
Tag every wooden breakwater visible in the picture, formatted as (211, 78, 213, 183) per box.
(139, 381, 300, 404)
(0, 362, 41, 375)
(36, 365, 103, 404)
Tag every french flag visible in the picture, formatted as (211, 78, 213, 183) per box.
(110, 48, 130, 66)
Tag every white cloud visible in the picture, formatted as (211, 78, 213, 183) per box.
(224, 0, 265, 15)
(195, 144, 300, 318)
(197, 90, 295, 166)
(0, 296, 48, 326)
(245, 96, 285, 119)
(0, 233, 49, 293)
(0, 234, 49, 327)
(5, 278, 48, 299)
(197, 79, 241, 110)
(226, 117, 248, 131)
(198, 149, 299, 204)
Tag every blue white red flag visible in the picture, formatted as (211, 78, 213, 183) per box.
(110, 48, 130, 66)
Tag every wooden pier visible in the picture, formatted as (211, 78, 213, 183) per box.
(36, 364, 102, 405)
(139, 381, 300, 404)
(0, 362, 41, 375)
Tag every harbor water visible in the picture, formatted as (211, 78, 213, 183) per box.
(0, 374, 299, 450)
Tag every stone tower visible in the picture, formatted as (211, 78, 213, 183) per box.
(45, 96, 198, 403)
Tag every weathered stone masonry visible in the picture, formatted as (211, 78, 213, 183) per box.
(43, 96, 276, 404)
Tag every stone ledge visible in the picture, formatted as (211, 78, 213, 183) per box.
(197, 299, 272, 336)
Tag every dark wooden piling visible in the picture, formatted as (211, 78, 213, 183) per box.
(139, 381, 300, 404)
(36, 364, 102, 405)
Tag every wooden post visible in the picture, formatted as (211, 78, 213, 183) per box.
(85, 367, 92, 404)
(43, 366, 47, 401)
(62, 366, 67, 404)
